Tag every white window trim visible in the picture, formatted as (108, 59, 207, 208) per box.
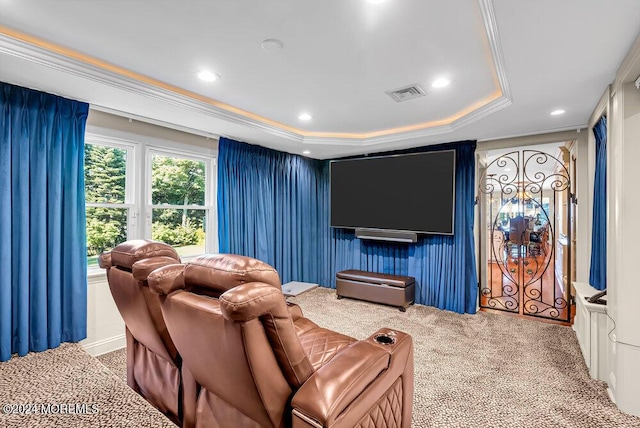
(84, 132, 218, 276)
(84, 134, 137, 202)
(146, 147, 217, 254)
(85, 136, 136, 276)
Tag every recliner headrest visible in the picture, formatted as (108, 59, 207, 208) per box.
(183, 254, 280, 293)
(105, 240, 180, 270)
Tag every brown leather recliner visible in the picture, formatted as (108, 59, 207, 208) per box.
(99, 240, 183, 425)
(148, 254, 414, 428)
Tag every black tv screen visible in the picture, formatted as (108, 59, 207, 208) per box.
(330, 151, 455, 235)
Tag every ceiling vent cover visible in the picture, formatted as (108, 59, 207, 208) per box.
(386, 84, 426, 102)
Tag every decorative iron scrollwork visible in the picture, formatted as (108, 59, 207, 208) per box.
(478, 150, 571, 322)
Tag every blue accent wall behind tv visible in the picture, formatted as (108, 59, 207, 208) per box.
(217, 137, 478, 314)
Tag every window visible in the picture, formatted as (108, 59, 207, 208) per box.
(150, 152, 209, 257)
(84, 141, 134, 267)
(84, 134, 216, 269)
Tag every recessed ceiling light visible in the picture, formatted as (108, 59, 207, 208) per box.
(550, 109, 565, 116)
(298, 113, 312, 121)
(432, 78, 450, 88)
(197, 70, 220, 82)
(504, 168, 512, 172)
(366, 0, 388, 4)
(302, 150, 311, 155)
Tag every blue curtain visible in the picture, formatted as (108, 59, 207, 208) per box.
(217, 137, 332, 286)
(218, 137, 478, 314)
(329, 142, 478, 314)
(0, 82, 89, 362)
(589, 116, 607, 290)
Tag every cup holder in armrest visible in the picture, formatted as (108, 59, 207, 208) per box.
(373, 332, 396, 345)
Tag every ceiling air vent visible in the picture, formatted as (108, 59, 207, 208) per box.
(386, 84, 426, 102)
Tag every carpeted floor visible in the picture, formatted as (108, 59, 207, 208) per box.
(0, 343, 173, 428)
(96, 347, 127, 384)
(98, 288, 640, 427)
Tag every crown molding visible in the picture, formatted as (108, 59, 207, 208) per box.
(0, 0, 511, 147)
(615, 30, 640, 84)
(478, 0, 512, 101)
(0, 30, 305, 144)
(302, 124, 456, 147)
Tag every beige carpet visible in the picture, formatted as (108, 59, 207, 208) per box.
(0, 343, 173, 428)
(98, 287, 640, 427)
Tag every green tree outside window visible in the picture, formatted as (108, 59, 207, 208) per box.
(85, 144, 127, 256)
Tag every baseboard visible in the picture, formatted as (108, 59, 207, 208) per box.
(81, 334, 126, 357)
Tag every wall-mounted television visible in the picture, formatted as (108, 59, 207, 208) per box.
(330, 150, 456, 236)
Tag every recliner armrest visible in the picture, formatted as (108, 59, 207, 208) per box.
(287, 302, 304, 321)
(133, 257, 185, 282)
(147, 264, 186, 295)
(291, 341, 391, 427)
(98, 251, 112, 269)
(220, 281, 315, 388)
(219, 281, 285, 321)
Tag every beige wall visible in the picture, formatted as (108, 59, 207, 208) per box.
(87, 109, 218, 151)
(477, 130, 583, 151)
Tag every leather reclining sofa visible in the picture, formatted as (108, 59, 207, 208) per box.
(99, 240, 183, 425)
(101, 240, 414, 427)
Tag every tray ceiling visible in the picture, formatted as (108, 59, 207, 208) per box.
(0, 0, 638, 158)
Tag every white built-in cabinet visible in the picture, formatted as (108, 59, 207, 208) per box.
(572, 282, 608, 382)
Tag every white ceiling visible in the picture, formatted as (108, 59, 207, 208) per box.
(0, 0, 638, 159)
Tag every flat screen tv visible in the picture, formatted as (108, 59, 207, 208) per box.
(330, 150, 455, 235)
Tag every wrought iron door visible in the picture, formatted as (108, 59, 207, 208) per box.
(478, 150, 571, 322)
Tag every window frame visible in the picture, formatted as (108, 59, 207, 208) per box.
(84, 136, 137, 270)
(84, 131, 217, 274)
(145, 147, 216, 257)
